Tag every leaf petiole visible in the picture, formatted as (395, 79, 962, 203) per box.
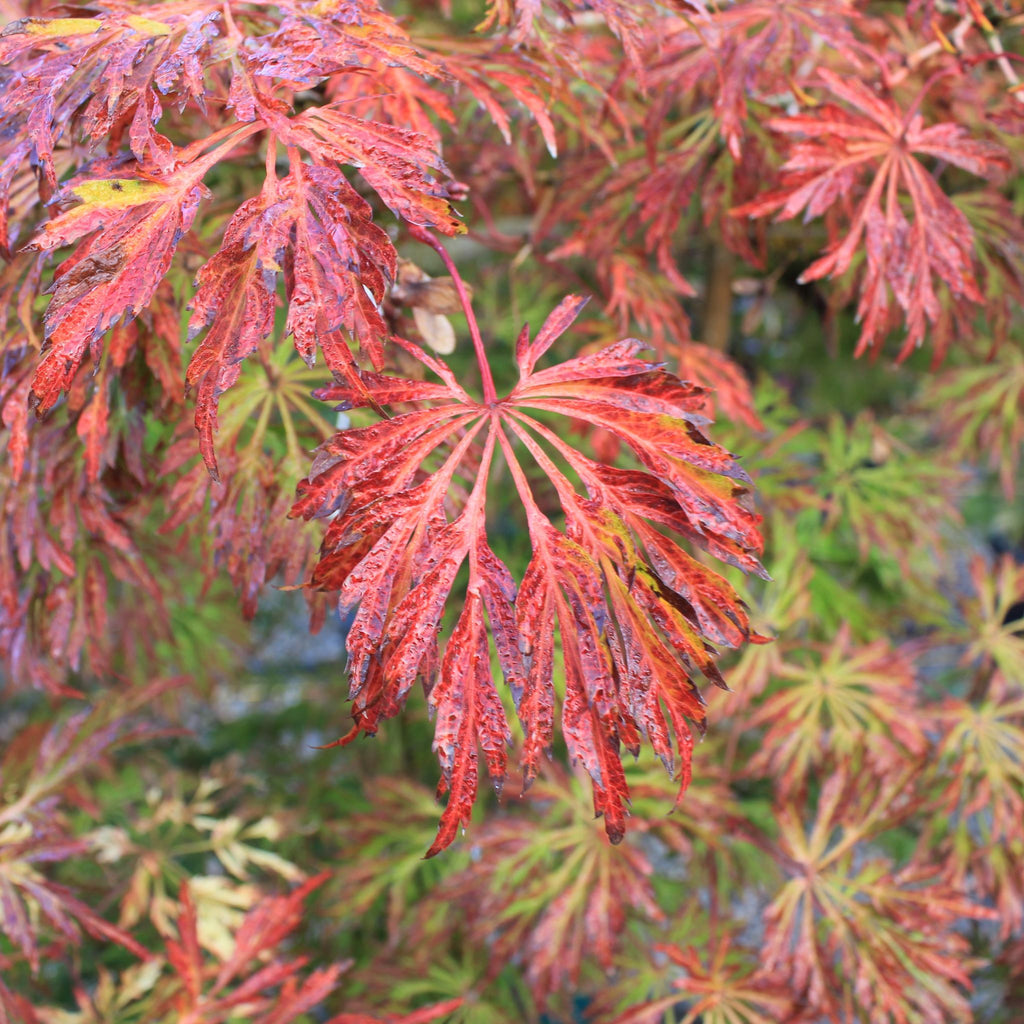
(407, 224, 497, 406)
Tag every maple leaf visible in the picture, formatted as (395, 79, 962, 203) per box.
(293, 276, 764, 854)
(933, 684, 1024, 938)
(600, 940, 795, 1024)
(440, 765, 664, 1001)
(764, 768, 997, 1020)
(159, 428, 328, 622)
(538, 116, 765, 379)
(673, 341, 762, 430)
(325, 62, 455, 148)
(926, 340, 1024, 500)
(91, 760, 313, 942)
(24, 158, 223, 414)
(745, 626, 927, 791)
(917, 563, 1024, 935)
(647, 0, 858, 159)
(0, 380, 176, 692)
(39, 869, 463, 1024)
(811, 413, 959, 572)
(183, 159, 395, 474)
(0, 9, 219, 203)
(958, 554, 1024, 689)
(268, 104, 463, 235)
(241, 0, 442, 85)
(0, 0, 440, 218)
(0, 814, 150, 972)
(714, 541, 814, 708)
(735, 68, 1011, 359)
(0, 344, 33, 483)
(476, 0, 662, 68)
(329, 779, 468, 943)
(0, 699, 167, 971)
(5, 4, 459, 458)
(436, 47, 559, 159)
(162, 874, 336, 1021)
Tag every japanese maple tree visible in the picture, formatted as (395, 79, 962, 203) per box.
(1, 1, 1023, 1023)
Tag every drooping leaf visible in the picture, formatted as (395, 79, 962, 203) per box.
(183, 157, 402, 474)
(294, 297, 764, 852)
(735, 68, 1010, 359)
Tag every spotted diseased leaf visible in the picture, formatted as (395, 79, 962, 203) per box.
(0, 7, 218, 221)
(428, 587, 511, 857)
(0, 0, 438, 227)
(270, 105, 463, 236)
(282, 163, 396, 368)
(294, 296, 763, 853)
(184, 196, 278, 478)
(244, 0, 442, 85)
(25, 166, 211, 413)
(5, 1, 458, 468)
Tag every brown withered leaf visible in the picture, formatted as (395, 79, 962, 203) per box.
(392, 259, 470, 355)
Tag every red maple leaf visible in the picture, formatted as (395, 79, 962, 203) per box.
(647, 1, 858, 159)
(24, 154, 224, 414)
(292, 236, 764, 855)
(183, 157, 395, 475)
(735, 68, 1010, 360)
(0, 9, 222, 210)
(6, 6, 460, 467)
(159, 874, 461, 1024)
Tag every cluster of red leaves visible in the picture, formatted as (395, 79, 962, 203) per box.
(0, 0, 778, 855)
(158, 874, 458, 1024)
(473, 0, 1023, 376)
(2, 0, 1017, 707)
(735, 69, 1011, 360)
(0, 387, 169, 694)
(0, 0, 500, 696)
(1, 3, 460, 468)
